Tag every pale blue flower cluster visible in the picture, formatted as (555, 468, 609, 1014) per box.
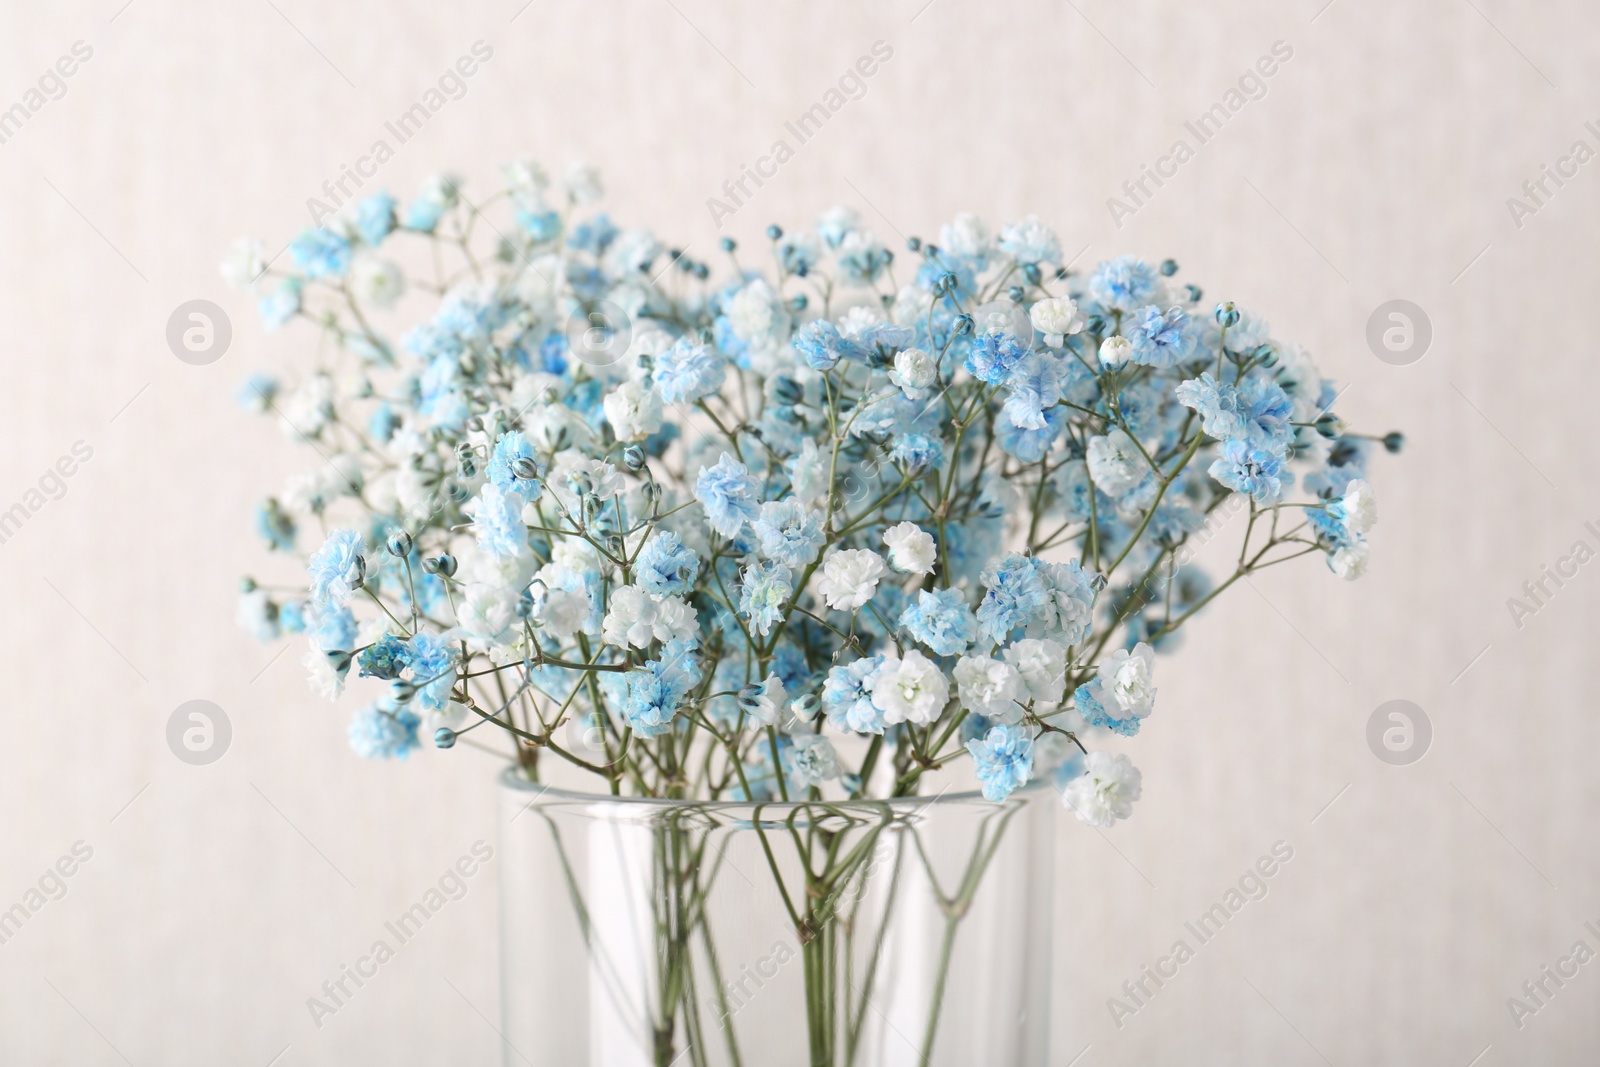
(232, 160, 1395, 807)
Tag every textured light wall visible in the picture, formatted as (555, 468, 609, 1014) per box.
(0, 0, 1594, 1063)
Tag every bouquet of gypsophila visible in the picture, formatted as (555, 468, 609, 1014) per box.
(229, 160, 1397, 824)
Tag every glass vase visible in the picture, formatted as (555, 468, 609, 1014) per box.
(498, 769, 1055, 1067)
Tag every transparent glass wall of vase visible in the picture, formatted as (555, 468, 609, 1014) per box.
(499, 769, 1055, 1067)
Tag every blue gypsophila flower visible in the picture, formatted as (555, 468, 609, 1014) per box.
(255, 499, 295, 551)
(1174, 373, 1243, 440)
(653, 337, 727, 403)
(308, 529, 364, 615)
(235, 373, 278, 413)
(358, 633, 407, 680)
(977, 553, 1050, 643)
(738, 560, 793, 637)
(258, 280, 301, 332)
(1236, 376, 1294, 453)
(636, 530, 700, 598)
(289, 227, 352, 280)
(468, 483, 528, 561)
(997, 216, 1061, 265)
(1087, 256, 1162, 313)
(1001, 353, 1064, 430)
(403, 631, 457, 712)
(1031, 558, 1097, 646)
(354, 191, 397, 245)
(1209, 438, 1292, 504)
(1126, 305, 1197, 369)
(899, 588, 979, 656)
(695, 453, 762, 538)
(753, 498, 825, 568)
(1074, 679, 1140, 737)
(965, 329, 1029, 385)
(966, 723, 1035, 802)
(997, 404, 1067, 463)
(308, 603, 357, 653)
(487, 430, 545, 502)
(783, 733, 840, 790)
(623, 639, 702, 737)
(823, 656, 886, 734)
(889, 433, 945, 473)
(792, 319, 861, 371)
(348, 703, 420, 760)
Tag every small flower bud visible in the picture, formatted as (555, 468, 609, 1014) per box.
(434, 727, 457, 749)
(1382, 431, 1405, 454)
(719, 236, 737, 252)
(390, 680, 416, 704)
(622, 445, 646, 471)
(693, 263, 709, 281)
(240, 576, 258, 593)
(1315, 412, 1343, 438)
(1253, 344, 1277, 368)
(906, 235, 922, 252)
(1160, 258, 1179, 277)
(1021, 263, 1042, 286)
(1185, 284, 1203, 303)
(423, 553, 457, 578)
(1099, 336, 1133, 367)
(386, 530, 413, 558)
(512, 456, 542, 481)
(736, 685, 763, 715)
(326, 650, 353, 677)
(1085, 314, 1108, 335)
(1007, 286, 1025, 304)
(773, 376, 804, 406)
(953, 314, 974, 336)
(766, 224, 783, 240)
(1215, 302, 1240, 327)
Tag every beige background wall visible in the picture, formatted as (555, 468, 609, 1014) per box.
(0, 0, 1595, 1063)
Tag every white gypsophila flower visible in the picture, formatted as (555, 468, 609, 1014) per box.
(564, 456, 622, 501)
(953, 656, 1024, 724)
(890, 348, 937, 399)
(303, 644, 346, 700)
(742, 674, 787, 727)
(1103, 642, 1157, 719)
(1099, 335, 1133, 367)
(1086, 430, 1145, 496)
(503, 156, 550, 204)
(624, 325, 677, 381)
(816, 549, 888, 610)
(1029, 297, 1084, 347)
(1227, 308, 1272, 351)
(456, 585, 523, 654)
(938, 212, 991, 259)
(789, 438, 830, 507)
(652, 595, 698, 644)
(221, 237, 266, 290)
(282, 375, 335, 438)
(1062, 751, 1142, 827)
(602, 228, 661, 280)
(1003, 638, 1067, 708)
(978, 471, 1023, 516)
(524, 403, 593, 453)
(1274, 341, 1325, 421)
(513, 255, 562, 315)
(836, 304, 885, 342)
(882, 522, 937, 576)
(727, 279, 791, 371)
(870, 649, 950, 726)
(564, 162, 604, 204)
(532, 563, 595, 639)
(890, 284, 933, 327)
(351, 254, 405, 309)
(603, 380, 664, 442)
(1330, 542, 1370, 581)
(236, 590, 278, 642)
(1341, 479, 1377, 535)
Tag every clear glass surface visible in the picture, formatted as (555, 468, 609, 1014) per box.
(499, 769, 1055, 1067)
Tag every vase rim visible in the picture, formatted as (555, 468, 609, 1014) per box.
(497, 763, 1054, 811)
